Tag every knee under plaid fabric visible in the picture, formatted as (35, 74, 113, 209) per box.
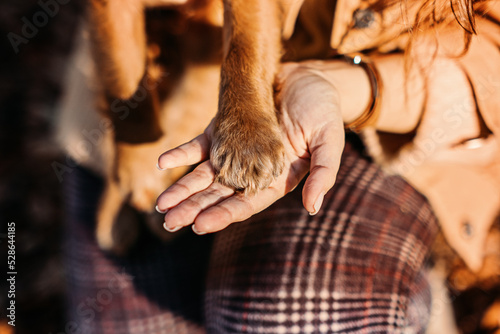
(63, 142, 438, 334)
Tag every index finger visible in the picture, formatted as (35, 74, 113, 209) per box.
(158, 133, 210, 170)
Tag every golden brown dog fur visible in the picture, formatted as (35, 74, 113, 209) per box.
(210, 0, 288, 193)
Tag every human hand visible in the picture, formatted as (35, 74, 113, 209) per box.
(156, 63, 345, 234)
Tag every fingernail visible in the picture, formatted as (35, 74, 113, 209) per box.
(163, 223, 182, 233)
(155, 205, 167, 214)
(309, 193, 325, 216)
(192, 224, 207, 235)
(157, 162, 165, 171)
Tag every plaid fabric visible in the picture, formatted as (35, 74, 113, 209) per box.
(63, 167, 211, 334)
(63, 143, 438, 334)
(205, 143, 438, 333)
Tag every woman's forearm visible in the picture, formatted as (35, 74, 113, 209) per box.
(296, 51, 475, 134)
(297, 60, 373, 126)
(299, 55, 425, 133)
(370, 54, 426, 133)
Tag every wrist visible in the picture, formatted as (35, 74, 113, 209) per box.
(297, 60, 372, 125)
(342, 54, 382, 132)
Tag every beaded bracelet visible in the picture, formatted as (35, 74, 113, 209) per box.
(343, 53, 382, 132)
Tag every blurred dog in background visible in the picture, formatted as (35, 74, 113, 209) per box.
(59, 0, 223, 253)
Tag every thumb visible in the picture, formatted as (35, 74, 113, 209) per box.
(302, 124, 345, 215)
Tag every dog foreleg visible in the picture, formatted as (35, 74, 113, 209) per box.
(87, 0, 147, 99)
(211, 0, 292, 194)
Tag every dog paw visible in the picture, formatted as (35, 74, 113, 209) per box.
(210, 117, 285, 194)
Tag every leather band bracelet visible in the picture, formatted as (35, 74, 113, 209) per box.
(343, 53, 382, 132)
